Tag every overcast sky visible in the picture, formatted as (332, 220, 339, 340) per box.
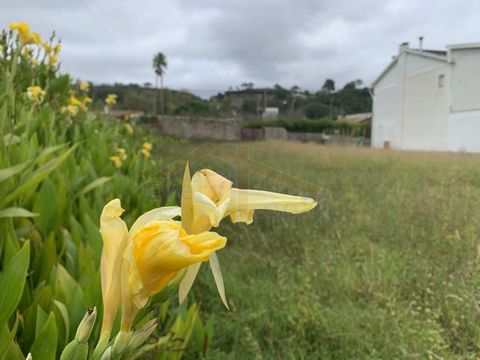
(2, 0, 479, 97)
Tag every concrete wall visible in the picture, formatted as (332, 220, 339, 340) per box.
(158, 116, 242, 141)
(264, 126, 288, 140)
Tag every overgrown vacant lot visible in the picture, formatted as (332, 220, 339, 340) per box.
(162, 141, 480, 359)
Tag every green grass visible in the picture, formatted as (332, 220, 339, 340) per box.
(160, 141, 480, 359)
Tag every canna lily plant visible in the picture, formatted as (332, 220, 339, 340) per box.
(63, 164, 316, 359)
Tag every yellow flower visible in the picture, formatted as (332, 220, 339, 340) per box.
(48, 55, 58, 66)
(110, 156, 122, 168)
(142, 142, 153, 151)
(27, 32, 42, 45)
(98, 199, 225, 333)
(125, 124, 134, 134)
(10, 22, 42, 45)
(80, 81, 90, 92)
(26, 85, 45, 104)
(42, 41, 51, 53)
(10, 22, 30, 43)
(105, 94, 117, 106)
(178, 165, 317, 307)
(83, 96, 92, 104)
(69, 96, 82, 107)
(67, 105, 79, 116)
(117, 148, 127, 160)
(53, 43, 62, 53)
(141, 148, 151, 158)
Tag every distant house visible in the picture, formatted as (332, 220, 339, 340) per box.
(371, 42, 480, 152)
(262, 107, 279, 120)
(338, 112, 372, 124)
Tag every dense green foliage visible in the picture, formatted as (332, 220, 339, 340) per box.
(89, 83, 202, 115)
(87, 80, 372, 120)
(159, 141, 480, 359)
(243, 119, 371, 136)
(0, 26, 212, 359)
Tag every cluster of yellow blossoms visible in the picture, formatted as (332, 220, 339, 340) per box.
(66, 82, 92, 116)
(105, 94, 117, 106)
(9, 22, 41, 45)
(93, 164, 316, 356)
(110, 148, 128, 168)
(26, 86, 46, 105)
(141, 142, 152, 158)
(10, 21, 61, 69)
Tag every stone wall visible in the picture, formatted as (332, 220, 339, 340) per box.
(264, 126, 288, 140)
(157, 117, 365, 146)
(157, 116, 242, 141)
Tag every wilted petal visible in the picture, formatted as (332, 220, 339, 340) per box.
(192, 192, 228, 230)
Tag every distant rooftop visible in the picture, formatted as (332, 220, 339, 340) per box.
(411, 48, 447, 57)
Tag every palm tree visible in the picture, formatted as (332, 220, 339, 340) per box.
(153, 52, 167, 115)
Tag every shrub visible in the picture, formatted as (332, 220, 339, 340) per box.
(242, 119, 371, 137)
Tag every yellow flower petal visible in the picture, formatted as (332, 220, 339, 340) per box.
(121, 220, 226, 330)
(99, 199, 129, 334)
(226, 188, 317, 223)
(128, 206, 181, 237)
(178, 262, 201, 305)
(209, 252, 229, 309)
(181, 162, 194, 233)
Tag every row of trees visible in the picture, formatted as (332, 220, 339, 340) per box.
(88, 51, 371, 120)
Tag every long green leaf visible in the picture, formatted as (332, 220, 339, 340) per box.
(0, 241, 30, 330)
(0, 313, 20, 360)
(0, 161, 30, 183)
(78, 176, 112, 196)
(30, 312, 57, 360)
(33, 178, 58, 235)
(0, 208, 39, 218)
(35, 144, 66, 165)
(1, 144, 77, 206)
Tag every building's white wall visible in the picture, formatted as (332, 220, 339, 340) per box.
(447, 48, 480, 152)
(401, 55, 449, 150)
(448, 110, 480, 152)
(371, 58, 403, 149)
(372, 52, 449, 150)
(450, 49, 480, 112)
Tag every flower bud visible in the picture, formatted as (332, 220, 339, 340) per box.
(26, 354, 32, 360)
(100, 347, 112, 360)
(128, 319, 157, 350)
(59, 340, 88, 360)
(76, 307, 97, 342)
(112, 331, 132, 355)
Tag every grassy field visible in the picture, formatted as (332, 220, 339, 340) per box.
(160, 141, 480, 359)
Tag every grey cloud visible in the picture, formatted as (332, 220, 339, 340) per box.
(1, 0, 480, 96)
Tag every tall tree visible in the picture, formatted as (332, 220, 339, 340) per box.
(153, 52, 167, 115)
(322, 79, 335, 93)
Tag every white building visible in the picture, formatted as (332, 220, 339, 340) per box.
(371, 41, 480, 152)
